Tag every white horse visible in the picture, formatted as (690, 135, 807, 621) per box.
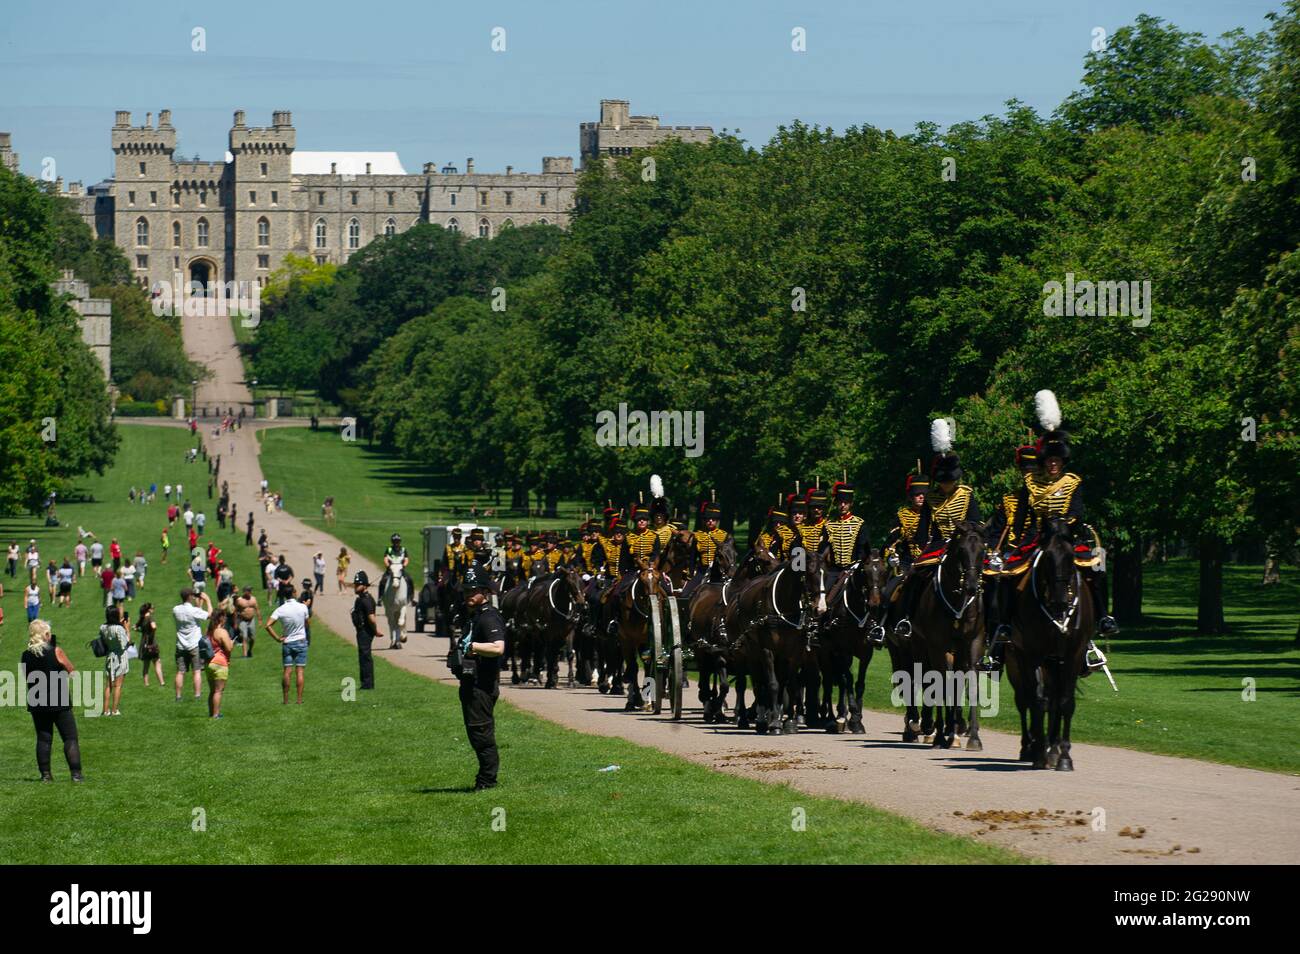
(381, 570, 412, 649)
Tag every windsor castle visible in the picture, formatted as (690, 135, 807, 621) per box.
(0, 100, 712, 298)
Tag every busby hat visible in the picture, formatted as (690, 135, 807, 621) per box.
(806, 486, 829, 510)
(450, 527, 463, 537)
(929, 418, 962, 482)
(1015, 443, 1039, 471)
(904, 474, 930, 498)
(787, 491, 807, 515)
(702, 503, 721, 521)
(469, 527, 485, 540)
(832, 481, 854, 503)
(650, 497, 669, 519)
(1034, 390, 1072, 461)
(631, 505, 650, 523)
(608, 519, 627, 534)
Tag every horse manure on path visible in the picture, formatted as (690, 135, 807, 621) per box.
(953, 808, 1092, 835)
(710, 750, 849, 773)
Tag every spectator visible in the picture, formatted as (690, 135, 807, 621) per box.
(245, 510, 254, 545)
(172, 588, 211, 701)
(234, 586, 260, 658)
(45, 560, 58, 602)
(336, 547, 350, 593)
(196, 511, 206, 534)
(21, 620, 83, 782)
(313, 552, 326, 594)
(89, 539, 104, 572)
(110, 572, 127, 608)
(266, 583, 310, 704)
(100, 605, 131, 716)
(133, 550, 148, 590)
(273, 555, 294, 599)
(160, 527, 170, 564)
(263, 560, 276, 595)
(121, 559, 137, 601)
(25, 580, 41, 622)
(205, 607, 235, 718)
(183, 506, 194, 531)
(6, 541, 18, 578)
(56, 560, 74, 608)
(137, 603, 163, 687)
(299, 579, 314, 641)
(109, 538, 122, 571)
(25, 540, 40, 584)
(189, 553, 207, 594)
(148, 482, 157, 502)
(167, 503, 178, 526)
(74, 541, 88, 577)
(164, 483, 172, 502)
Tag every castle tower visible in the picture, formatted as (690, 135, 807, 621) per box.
(111, 110, 177, 291)
(227, 109, 296, 291)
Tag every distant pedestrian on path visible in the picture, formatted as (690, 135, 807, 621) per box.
(245, 512, 254, 545)
(336, 547, 350, 593)
(313, 552, 326, 594)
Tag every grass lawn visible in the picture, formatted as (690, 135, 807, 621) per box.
(259, 426, 1300, 775)
(0, 425, 1017, 863)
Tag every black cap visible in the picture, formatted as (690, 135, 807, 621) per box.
(353, 570, 370, 586)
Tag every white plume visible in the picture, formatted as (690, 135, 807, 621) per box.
(1034, 390, 1062, 432)
(650, 474, 664, 499)
(930, 418, 953, 454)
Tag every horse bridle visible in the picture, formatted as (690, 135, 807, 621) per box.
(1030, 549, 1081, 634)
(933, 548, 979, 620)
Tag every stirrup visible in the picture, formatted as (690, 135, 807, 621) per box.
(893, 618, 912, 638)
(868, 623, 886, 646)
(1084, 640, 1108, 671)
(1098, 616, 1120, 637)
(605, 620, 619, 636)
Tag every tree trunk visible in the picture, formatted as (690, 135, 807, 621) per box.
(1196, 535, 1228, 634)
(510, 485, 527, 510)
(544, 492, 558, 519)
(1112, 536, 1143, 625)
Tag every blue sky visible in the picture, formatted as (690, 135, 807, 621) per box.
(0, 0, 1280, 184)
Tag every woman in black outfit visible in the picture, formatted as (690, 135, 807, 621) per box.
(137, 603, 164, 686)
(20, 618, 83, 782)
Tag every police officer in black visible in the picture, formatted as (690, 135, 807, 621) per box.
(351, 570, 378, 690)
(451, 564, 505, 790)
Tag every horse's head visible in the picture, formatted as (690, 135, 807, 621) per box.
(713, 536, 737, 576)
(946, 521, 985, 603)
(562, 563, 587, 607)
(1036, 517, 1076, 629)
(860, 548, 887, 609)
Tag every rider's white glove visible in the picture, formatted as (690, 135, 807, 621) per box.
(816, 594, 827, 614)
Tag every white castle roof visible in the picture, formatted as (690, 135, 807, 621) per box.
(221, 151, 407, 175)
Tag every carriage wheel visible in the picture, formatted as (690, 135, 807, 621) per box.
(670, 646, 683, 720)
(649, 596, 665, 714)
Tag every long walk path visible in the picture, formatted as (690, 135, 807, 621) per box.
(155, 308, 1300, 865)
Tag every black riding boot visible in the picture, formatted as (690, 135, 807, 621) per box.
(893, 576, 919, 637)
(1092, 569, 1118, 637)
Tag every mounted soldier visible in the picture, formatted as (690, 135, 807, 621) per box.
(894, 420, 981, 637)
(379, 532, 413, 601)
(980, 442, 1038, 667)
(649, 475, 674, 552)
(679, 500, 730, 601)
(882, 472, 930, 639)
(801, 485, 829, 553)
(443, 528, 469, 582)
(755, 497, 795, 560)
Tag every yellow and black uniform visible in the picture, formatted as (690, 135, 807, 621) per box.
(522, 543, 544, 576)
(692, 527, 729, 568)
(821, 483, 869, 569)
(755, 505, 795, 559)
(1023, 470, 1083, 533)
(623, 526, 660, 572)
(443, 540, 469, 578)
(545, 545, 564, 572)
(918, 484, 980, 551)
(578, 538, 598, 573)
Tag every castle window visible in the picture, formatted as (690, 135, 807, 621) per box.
(172, 189, 180, 206)
(199, 190, 207, 207)
(271, 190, 278, 206)
(538, 218, 548, 226)
(478, 218, 490, 238)
(257, 217, 270, 247)
(128, 191, 136, 206)
(317, 192, 325, 205)
(539, 192, 547, 205)
(260, 162, 268, 177)
(479, 191, 488, 206)
(136, 255, 148, 269)
(150, 191, 157, 206)
(501, 219, 514, 230)
(138, 162, 146, 177)
(505, 191, 512, 206)
(348, 218, 360, 249)
(257, 255, 269, 269)
(135, 217, 149, 247)
(350, 191, 358, 206)
(315, 255, 327, 265)
(384, 218, 396, 237)
(450, 193, 457, 207)
(447, 218, 459, 233)
(197, 217, 209, 247)
(249, 191, 257, 205)
(315, 219, 327, 249)
(172, 221, 181, 248)
(387, 191, 394, 206)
